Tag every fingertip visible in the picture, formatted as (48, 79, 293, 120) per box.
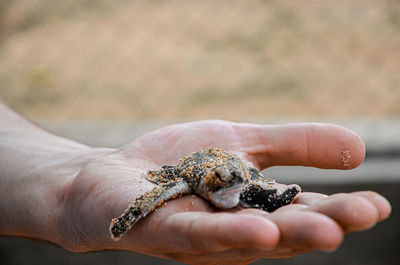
(308, 214, 344, 252)
(294, 192, 329, 206)
(229, 214, 280, 250)
(316, 216, 344, 252)
(245, 122, 367, 170)
(166, 212, 281, 252)
(352, 191, 392, 222)
(322, 124, 365, 170)
(343, 196, 380, 232)
(310, 194, 380, 233)
(343, 126, 366, 169)
(271, 210, 344, 251)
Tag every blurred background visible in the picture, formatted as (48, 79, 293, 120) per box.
(0, 0, 399, 264)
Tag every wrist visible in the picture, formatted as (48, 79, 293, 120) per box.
(0, 103, 116, 245)
(0, 133, 114, 244)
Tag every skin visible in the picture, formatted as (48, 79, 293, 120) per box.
(0, 102, 391, 265)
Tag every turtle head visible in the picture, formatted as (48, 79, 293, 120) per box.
(198, 163, 249, 209)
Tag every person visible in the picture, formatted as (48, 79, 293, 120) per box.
(0, 102, 391, 265)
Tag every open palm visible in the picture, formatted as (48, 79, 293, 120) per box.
(61, 120, 391, 265)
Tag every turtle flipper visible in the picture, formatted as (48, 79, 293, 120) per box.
(146, 165, 179, 184)
(239, 182, 301, 212)
(110, 180, 191, 241)
(248, 167, 275, 183)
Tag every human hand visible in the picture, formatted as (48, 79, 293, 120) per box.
(60, 120, 391, 264)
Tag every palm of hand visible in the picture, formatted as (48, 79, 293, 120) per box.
(62, 120, 391, 265)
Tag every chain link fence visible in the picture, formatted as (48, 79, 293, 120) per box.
(1, 0, 399, 122)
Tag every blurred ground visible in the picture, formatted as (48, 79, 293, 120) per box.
(1, 0, 400, 121)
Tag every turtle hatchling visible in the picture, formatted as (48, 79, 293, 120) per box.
(110, 147, 301, 240)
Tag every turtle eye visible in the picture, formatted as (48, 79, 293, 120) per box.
(230, 170, 239, 179)
(214, 169, 223, 181)
(213, 166, 234, 182)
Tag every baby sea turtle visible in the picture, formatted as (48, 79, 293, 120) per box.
(110, 147, 301, 240)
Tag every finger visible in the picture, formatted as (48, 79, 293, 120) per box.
(351, 191, 392, 221)
(307, 193, 380, 232)
(294, 192, 329, 206)
(267, 210, 343, 251)
(237, 205, 308, 216)
(165, 245, 311, 264)
(165, 248, 260, 265)
(272, 204, 309, 213)
(234, 122, 365, 170)
(259, 247, 311, 258)
(161, 212, 280, 253)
